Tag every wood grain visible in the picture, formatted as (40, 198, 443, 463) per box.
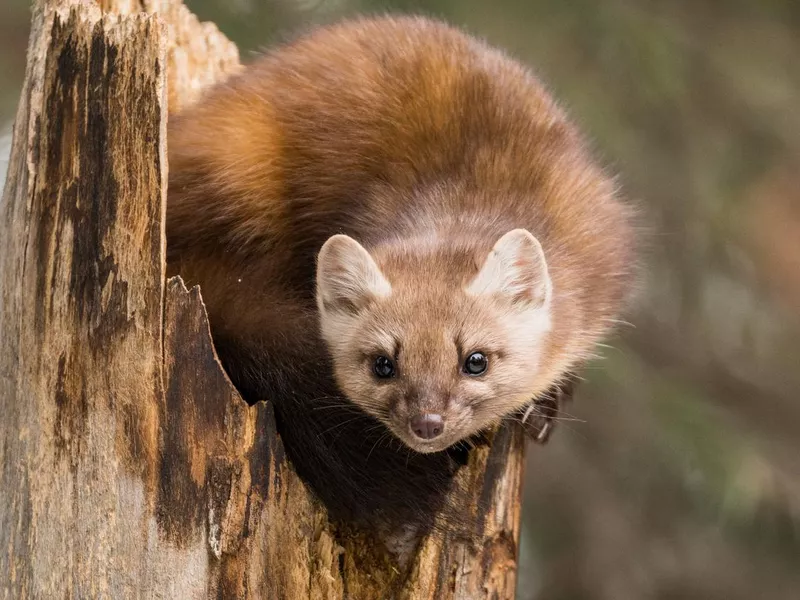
(0, 1, 527, 597)
(0, 3, 167, 596)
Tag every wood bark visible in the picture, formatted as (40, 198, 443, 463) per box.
(0, 1, 527, 598)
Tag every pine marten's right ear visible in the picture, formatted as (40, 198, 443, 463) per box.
(467, 229, 551, 309)
(316, 234, 392, 315)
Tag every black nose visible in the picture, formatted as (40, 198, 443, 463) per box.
(409, 414, 444, 440)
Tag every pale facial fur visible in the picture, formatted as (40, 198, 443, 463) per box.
(316, 229, 553, 454)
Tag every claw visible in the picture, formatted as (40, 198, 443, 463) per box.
(519, 372, 577, 444)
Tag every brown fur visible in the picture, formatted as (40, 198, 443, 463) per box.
(166, 15, 636, 527)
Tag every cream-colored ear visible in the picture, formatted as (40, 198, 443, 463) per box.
(316, 234, 391, 314)
(466, 229, 551, 308)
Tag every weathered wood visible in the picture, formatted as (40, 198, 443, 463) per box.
(0, 3, 168, 597)
(0, 1, 527, 598)
(97, 0, 241, 113)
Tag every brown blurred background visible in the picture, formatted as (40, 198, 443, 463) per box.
(2, 1, 799, 598)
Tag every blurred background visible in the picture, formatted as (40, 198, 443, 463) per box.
(2, 1, 799, 598)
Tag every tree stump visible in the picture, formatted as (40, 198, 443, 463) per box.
(0, 1, 526, 598)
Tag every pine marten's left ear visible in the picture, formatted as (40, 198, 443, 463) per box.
(466, 228, 551, 308)
(316, 234, 392, 315)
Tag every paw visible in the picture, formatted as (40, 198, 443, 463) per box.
(519, 372, 577, 444)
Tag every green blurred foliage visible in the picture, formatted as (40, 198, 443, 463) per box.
(2, 1, 799, 598)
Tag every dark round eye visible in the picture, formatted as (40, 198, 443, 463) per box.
(463, 352, 488, 376)
(373, 355, 396, 379)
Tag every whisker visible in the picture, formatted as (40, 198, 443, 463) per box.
(317, 414, 371, 438)
(366, 430, 393, 462)
(514, 413, 586, 424)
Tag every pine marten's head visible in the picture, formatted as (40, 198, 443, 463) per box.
(315, 229, 553, 453)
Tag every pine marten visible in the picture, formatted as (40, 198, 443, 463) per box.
(166, 15, 636, 533)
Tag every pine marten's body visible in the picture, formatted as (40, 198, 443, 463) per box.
(167, 16, 636, 531)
